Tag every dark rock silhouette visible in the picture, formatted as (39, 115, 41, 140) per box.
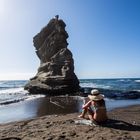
(25, 16, 80, 95)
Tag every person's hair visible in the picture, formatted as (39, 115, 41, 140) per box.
(94, 99, 105, 107)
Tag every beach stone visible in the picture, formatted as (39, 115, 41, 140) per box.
(24, 16, 80, 95)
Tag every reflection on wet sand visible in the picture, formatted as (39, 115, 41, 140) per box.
(0, 96, 84, 123)
(36, 96, 83, 117)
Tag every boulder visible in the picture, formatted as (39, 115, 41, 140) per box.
(24, 16, 80, 95)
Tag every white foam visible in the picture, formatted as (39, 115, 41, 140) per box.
(135, 80, 140, 83)
(0, 87, 45, 105)
(80, 83, 111, 89)
(0, 81, 6, 85)
(134, 90, 140, 92)
(80, 82, 96, 87)
(25, 94, 45, 101)
(0, 87, 28, 95)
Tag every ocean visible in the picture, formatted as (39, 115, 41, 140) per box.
(0, 78, 140, 123)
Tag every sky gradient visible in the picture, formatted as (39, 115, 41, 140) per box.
(0, 0, 140, 80)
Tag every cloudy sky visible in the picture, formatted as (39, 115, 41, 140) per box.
(0, 0, 140, 80)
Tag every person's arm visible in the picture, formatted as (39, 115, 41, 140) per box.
(82, 100, 91, 109)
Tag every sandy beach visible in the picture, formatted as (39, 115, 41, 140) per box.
(0, 105, 140, 140)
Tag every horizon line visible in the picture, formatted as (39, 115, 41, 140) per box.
(0, 77, 140, 81)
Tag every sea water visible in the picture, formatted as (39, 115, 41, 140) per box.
(0, 78, 140, 123)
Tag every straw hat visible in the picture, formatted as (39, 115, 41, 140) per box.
(91, 89, 100, 95)
(88, 89, 104, 101)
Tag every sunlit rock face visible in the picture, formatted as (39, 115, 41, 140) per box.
(25, 16, 80, 95)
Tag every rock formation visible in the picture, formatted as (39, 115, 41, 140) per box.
(24, 16, 80, 95)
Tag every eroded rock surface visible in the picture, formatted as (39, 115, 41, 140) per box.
(25, 16, 80, 95)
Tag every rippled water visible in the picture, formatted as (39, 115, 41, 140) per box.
(0, 78, 140, 105)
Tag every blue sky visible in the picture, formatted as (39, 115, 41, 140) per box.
(0, 0, 140, 80)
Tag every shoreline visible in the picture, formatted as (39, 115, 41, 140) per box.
(0, 105, 140, 140)
(0, 96, 140, 124)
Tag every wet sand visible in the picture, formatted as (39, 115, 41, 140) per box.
(0, 96, 83, 123)
(0, 105, 140, 140)
(1, 96, 140, 124)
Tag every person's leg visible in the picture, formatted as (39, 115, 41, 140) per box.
(87, 108, 94, 121)
(87, 109, 98, 125)
(78, 108, 88, 118)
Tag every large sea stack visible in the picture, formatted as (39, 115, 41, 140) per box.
(25, 16, 80, 95)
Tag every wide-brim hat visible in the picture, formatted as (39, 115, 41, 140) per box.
(91, 89, 100, 95)
(88, 89, 104, 101)
(88, 94, 104, 101)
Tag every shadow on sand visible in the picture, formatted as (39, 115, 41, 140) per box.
(101, 119, 140, 131)
(0, 137, 21, 140)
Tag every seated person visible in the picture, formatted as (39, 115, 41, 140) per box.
(78, 89, 108, 124)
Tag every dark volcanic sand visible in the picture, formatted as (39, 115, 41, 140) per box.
(0, 105, 140, 140)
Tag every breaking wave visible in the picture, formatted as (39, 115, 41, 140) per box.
(135, 80, 140, 83)
(0, 87, 45, 106)
(0, 79, 140, 106)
